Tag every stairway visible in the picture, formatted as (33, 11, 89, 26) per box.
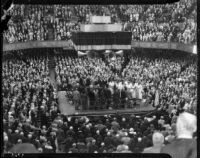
(48, 53, 76, 115)
(57, 91, 76, 115)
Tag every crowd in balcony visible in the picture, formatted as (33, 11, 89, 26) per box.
(3, 0, 196, 44)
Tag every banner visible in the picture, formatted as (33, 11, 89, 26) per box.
(90, 16, 111, 24)
(74, 45, 131, 51)
(80, 24, 122, 32)
(154, 90, 159, 107)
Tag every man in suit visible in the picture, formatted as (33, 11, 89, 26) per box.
(69, 143, 78, 153)
(73, 88, 80, 110)
(142, 132, 164, 153)
(161, 112, 197, 158)
(88, 139, 98, 153)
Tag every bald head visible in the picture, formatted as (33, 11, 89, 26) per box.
(152, 132, 164, 146)
(176, 112, 197, 138)
(9, 143, 39, 153)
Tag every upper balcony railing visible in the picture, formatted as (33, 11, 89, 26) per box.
(3, 40, 196, 54)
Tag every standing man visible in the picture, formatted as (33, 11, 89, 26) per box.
(161, 112, 197, 158)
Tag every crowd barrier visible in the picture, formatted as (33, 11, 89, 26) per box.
(3, 40, 195, 53)
(131, 41, 195, 53)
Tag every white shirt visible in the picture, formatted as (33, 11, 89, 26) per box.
(118, 82, 123, 90)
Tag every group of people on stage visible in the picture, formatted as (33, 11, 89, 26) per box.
(108, 80, 144, 100)
(56, 56, 148, 110)
(55, 50, 197, 113)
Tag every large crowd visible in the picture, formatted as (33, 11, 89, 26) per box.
(3, 0, 197, 44)
(2, 0, 197, 155)
(3, 50, 60, 152)
(56, 50, 197, 112)
(3, 49, 197, 154)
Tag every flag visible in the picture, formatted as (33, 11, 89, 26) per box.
(77, 51, 87, 57)
(154, 90, 159, 107)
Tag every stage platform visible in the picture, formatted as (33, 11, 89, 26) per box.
(71, 106, 155, 116)
(58, 91, 155, 116)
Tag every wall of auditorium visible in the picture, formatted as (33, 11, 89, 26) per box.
(3, 40, 195, 54)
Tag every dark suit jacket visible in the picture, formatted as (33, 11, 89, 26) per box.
(161, 138, 197, 158)
(104, 136, 114, 147)
(88, 144, 98, 153)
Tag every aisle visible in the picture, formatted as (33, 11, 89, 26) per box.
(57, 91, 76, 115)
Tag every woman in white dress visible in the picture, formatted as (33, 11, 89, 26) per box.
(132, 83, 137, 99)
(134, 82, 139, 99)
(138, 83, 143, 100)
